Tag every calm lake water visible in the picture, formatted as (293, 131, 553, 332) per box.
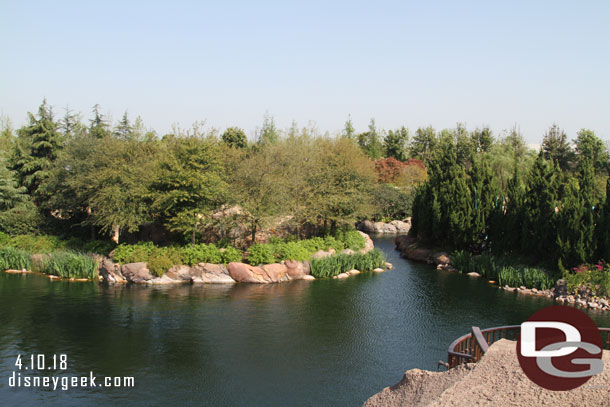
(1, 236, 609, 406)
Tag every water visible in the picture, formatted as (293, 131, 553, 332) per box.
(1, 236, 609, 406)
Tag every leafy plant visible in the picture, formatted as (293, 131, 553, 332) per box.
(310, 249, 385, 278)
(0, 247, 32, 271)
(40, 251, 98, 279)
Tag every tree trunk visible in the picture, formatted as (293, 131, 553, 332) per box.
(111, 225, 120, 244)
(251, 221, 258, 244)
(191, 229, 196, 245)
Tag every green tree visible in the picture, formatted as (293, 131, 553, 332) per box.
(0, 115, 15, 155)
(257, 112, 278, 145)
(342, 115, 355, 139)
(521, 152, 561, 260)
(575, 129, 609, 173)
(221, 127, 248, 149)
(383, 126, 409, 161)
(11, 99, 63, 201)
(468, 156, 498, 248)
(357, 118, 383, 159)
(596, 178, 610, 261)
(113, 111, 134, 140)
(542, 124, 573, 170)
(471, 127, 494, 153)
(151, 137, 228, 243)
(410, 126, 437, 165)
(89, 104, 111, 139)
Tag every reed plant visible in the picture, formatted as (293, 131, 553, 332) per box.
(310, 249, 385, 278)
(40, 251, 98, 279)
(0, 247, 32, 271)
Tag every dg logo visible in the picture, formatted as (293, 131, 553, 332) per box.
(517, 305, 604, 391)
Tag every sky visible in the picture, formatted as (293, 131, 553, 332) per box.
(1, 0, 609, 143)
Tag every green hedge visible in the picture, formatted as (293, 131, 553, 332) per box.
(310, 249, 385, 278)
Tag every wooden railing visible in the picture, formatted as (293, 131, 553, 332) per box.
(447, 325, 610, 369)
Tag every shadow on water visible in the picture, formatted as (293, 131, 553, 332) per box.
(1, 235, 609, 406)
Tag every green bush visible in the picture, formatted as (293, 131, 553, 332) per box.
(112, 242, 155, 264)
(40, 251, 98, 279)
(274, 241, 311, 261)
(82, 240, 116, 255)
(340, 230, 366, 251)
(0, 204, 43, 235)
(221, 247, 242, 263)
(6, 234, 65, 253)
(247, 243, 275, 265)
(180, 244, 223, 265)
(451, 250, 474, 274)
(310, 249, 385, 278)
(0, 247, 32, 271)
(499, 265, 554, 290)
(147, 255, 174, 277)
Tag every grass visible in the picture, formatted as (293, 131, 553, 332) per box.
(0, 247, 32, 271)
(310, 249, 385, 278)
(37, 251, 98, 279)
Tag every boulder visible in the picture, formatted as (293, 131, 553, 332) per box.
(373, 222, 397, 234)
(373, 268, 385, 273)
(385, 262, 393, 270)
(340, 249, 355, 255)
(467, 272, 481, 278)
(262, 263, 287, 282)
(150, 274, 182, 285)
(357, 220, 376, 233)
(359, 231, 374, 254)
(347, 269, 360, 276)
(285, 260, 306, 280)
(394, 235, 415, 252)
(165, 265, 193, 281)
(432, 252, 451, 266)
(335, 272, 349, 279)
(227, 262, 276, 283)
(404, 246, 433, 263)
(301, 275, 315, 280)
(121, 262, 154, 283)
(390, 220, 411, 234)
(198, 263, 229, 275)
(98, 257, 126, 283)
(312, 249, 335, 259)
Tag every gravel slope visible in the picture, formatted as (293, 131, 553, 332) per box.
(364, 339, 610, 406)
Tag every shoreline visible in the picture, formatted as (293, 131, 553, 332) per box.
(394, 235, 610, 312)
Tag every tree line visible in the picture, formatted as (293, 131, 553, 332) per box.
(411, 124, 610, 272)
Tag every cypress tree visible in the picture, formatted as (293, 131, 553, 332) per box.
(468, 156, 498, 249)
(522, 152, 560, 261)
(596, 178, 610, 262)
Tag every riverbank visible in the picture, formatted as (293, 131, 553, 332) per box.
(2, 232, 394, 284)
(394, 235, 610, 312)
(364, 339, 610, 406)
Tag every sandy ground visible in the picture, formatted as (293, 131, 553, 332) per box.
(364, 339, 610, 407)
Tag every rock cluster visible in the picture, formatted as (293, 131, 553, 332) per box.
(357, 219, 411, 234)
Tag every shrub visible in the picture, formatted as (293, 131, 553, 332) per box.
(523, 268, 554, 290)
(180, 244, 222, 265)
(0, 247, 32, 271)
(112, 242, 155, 264)
(247, 244, 275, 265)
(82, 240, 116, 255)
(221, 247, 242, 263)
(0, 204, 43, 235)
(274, 241, 311, 261)
(41, 251, 98, 279)
(147, 255, 174, 277)
(340, 230, 366, 251)
(7, 234, 65, 253)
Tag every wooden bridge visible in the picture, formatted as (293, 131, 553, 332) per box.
(447, 325, 610, 369)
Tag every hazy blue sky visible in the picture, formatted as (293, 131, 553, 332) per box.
(1, 0, 608, 142)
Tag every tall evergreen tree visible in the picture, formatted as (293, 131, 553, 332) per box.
(542, 124, 573, 170)
(89, 104, 110, 139)
(11, 99, 63, 200)
(342, 115, 355, 139)
(221, 127, 248, 149)
(410, 126, 437, 165)
(468, 156, 498, 249)
(113, 111, 134, 140)
(383, 127, 409, 161)
(257, 112, 278, 145)
(357, 118, 383, 159)
(596, 178, 610, 262)
(521, 152, 561, 261)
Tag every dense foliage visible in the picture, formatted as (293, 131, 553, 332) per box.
(310, 249, 386, 278)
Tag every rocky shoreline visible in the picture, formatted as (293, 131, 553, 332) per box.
(394, 235, 610, 312)
(3, 232, 396, 285)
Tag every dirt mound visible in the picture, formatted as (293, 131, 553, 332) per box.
(364, 339, 610, 406)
